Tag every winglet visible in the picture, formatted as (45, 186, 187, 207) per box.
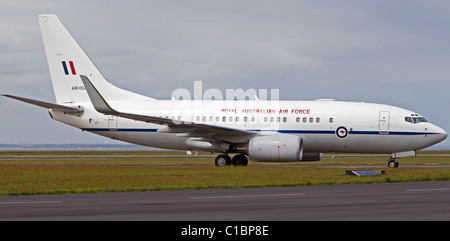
(80, 75, 119, 115)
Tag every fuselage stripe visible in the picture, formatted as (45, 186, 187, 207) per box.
(82, 128, 157, 132)
(81, 128, 437, 136)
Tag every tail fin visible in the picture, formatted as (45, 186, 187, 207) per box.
(38, 14, 153, 104)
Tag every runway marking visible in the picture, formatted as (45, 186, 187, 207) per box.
(405, 188, 450, 192)
(189, 193, 305, 200)
(0, 201, 62, 205)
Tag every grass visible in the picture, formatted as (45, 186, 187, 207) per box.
(0, 151, 449, 196)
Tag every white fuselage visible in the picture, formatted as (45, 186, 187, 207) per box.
(51, 99, 447, 154)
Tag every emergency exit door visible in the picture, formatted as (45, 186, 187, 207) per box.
(379, 111, 390, 134)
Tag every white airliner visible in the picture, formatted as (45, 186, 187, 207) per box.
(3, 14, 447, 168)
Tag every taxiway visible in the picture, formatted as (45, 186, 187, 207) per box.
(0, 181, 448, 221)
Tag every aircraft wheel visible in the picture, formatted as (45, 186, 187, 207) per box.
(232, 155, 248, 166)
(215, 155, 231, 166)
(388, 159, 399, 168)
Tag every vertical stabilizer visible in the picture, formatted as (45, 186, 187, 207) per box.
(38, 14, 153, 104)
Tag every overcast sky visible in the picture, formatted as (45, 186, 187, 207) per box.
(0, 0, 449, 148)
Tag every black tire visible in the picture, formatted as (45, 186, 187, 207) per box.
(241, 156, 248, 166)
(232, 155, 248, 166)
(388, 159, 399, 168)
(215, 155, 231, 166)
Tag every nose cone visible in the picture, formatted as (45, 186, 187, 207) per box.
(430, 124, 447, 144)
(438, 131, 447, 143)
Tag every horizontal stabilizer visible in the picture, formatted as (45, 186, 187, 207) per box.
(2, 94, 83, 112)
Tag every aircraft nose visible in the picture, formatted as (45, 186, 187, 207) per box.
(431, 124, 447, 143)
(440, 131, 447, 142)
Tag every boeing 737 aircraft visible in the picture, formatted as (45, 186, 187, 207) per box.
(3, 15, 447, 168)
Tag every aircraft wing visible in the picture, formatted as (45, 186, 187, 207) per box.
(2, 94, 83, 112)
(80, 75, 254, 136)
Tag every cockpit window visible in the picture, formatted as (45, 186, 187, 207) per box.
(405, 116, 428, 124)
(419, 117, 428, 122)
(405, 117, 413, 123)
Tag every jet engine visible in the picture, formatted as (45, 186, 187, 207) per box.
(248, 134, 303, 162)
(229, 134, 323, 162)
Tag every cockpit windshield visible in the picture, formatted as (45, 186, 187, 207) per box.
(405, 114, 428, 124)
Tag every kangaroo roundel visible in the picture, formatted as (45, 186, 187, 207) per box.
(336, 126, 348, 138)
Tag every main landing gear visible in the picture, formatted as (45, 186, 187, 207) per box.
(388, 158, 399, 168)
(214, 154, 248, 167)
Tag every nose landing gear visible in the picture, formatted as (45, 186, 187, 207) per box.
(387, 151, 416, 168)
(388, 158, 399, 168)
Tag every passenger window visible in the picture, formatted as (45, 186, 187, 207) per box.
(296, 117, 300, 123)
(251, 117, 255, 122)
(223, 116, 226, 122)
(316, 117, 320, 123)
(309, 117, 313, 123)
(244, 117, 248, 122)
(303, 117, 307, 123)
(329, 117, 333, 123)
(283, 117, 287, 122)
(264, 117, 268, 122)
(229, 117, 233, 122)
(270, 117, 274, 122)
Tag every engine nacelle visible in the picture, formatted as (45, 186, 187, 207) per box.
(248, 134, 303, 162)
